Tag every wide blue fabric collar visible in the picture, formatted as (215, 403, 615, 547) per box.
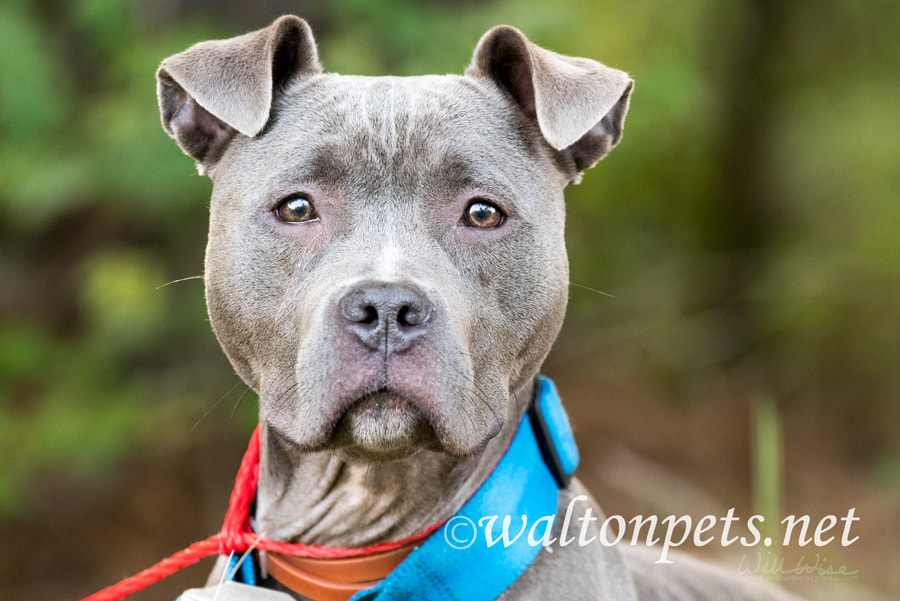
(349, 375, 579, 601)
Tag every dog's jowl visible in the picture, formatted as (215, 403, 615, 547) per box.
(157, 15, 802, 601)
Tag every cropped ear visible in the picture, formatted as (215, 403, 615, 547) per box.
(467, 26, 633, 176)
(157, 15, 321, 174)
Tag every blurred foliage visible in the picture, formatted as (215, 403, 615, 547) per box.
(1, 0, 899, 524)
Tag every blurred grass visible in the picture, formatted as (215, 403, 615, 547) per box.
(753, 395, 782, 583)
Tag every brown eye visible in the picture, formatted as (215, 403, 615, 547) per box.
(463, 200, 504, 229)
(276, 195, 318, 223)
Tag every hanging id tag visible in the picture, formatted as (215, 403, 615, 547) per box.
(178, 581, 294, 601)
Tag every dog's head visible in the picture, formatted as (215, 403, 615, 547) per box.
(157, 16, 632, 462)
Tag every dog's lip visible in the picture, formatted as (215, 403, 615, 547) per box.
(333, 384, 427, 419)
(328, 387, 440, 459)
(348, 386, 412, 407)
(334, 386, 427, 426)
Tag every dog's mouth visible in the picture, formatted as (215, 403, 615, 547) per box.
(327, 388, 440, 461)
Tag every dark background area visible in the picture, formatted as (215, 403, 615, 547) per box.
(1, 0, 898, 600)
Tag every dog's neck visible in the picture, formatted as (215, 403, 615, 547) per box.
(254, 382, 532, 548)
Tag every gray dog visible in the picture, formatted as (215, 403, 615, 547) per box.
(158, 15, 801, 601)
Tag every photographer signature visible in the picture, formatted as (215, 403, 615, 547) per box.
(738, 552, 858, 578)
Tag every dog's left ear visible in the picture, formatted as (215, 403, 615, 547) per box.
(467, 26, 633, 176)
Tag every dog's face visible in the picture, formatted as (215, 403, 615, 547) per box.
(205, 75, 570, 460)
(157, 17, 632, 461)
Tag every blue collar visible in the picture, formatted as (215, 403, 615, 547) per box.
(229, 375, 578, 601)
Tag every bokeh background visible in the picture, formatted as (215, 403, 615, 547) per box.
(1, 0, 898, 600)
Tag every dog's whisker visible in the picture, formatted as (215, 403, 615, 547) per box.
(447, 368, 494, 415)
(230, 385, 256, 419)
(156, 274, 204, 289)
(273, 382, 300, 406)
(190, 379, 246, 432)
(568, 281, 615, 298)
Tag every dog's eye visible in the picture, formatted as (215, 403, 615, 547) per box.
(276, 195, 318, 223)
(463, 200, 504, 229)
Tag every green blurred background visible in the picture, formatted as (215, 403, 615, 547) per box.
(1, 0, 898, 599)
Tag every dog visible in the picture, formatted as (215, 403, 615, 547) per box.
(157, 15, 802, 601)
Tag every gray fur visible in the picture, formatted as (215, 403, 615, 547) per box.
(157, 16, 800, 601)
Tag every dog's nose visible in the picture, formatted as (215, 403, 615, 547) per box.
(339, 283, 433, 352)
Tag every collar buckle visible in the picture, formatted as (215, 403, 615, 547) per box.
(527, 375, 580, 488)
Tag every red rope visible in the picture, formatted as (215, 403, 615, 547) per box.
(80, 425, 444, 601)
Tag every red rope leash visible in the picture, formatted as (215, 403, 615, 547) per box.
(80, 425, 444, 601)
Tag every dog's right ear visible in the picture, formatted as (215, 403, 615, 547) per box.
(157, 15, 321, 174)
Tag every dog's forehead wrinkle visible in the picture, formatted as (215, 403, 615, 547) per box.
(279, 74, 522, 158)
